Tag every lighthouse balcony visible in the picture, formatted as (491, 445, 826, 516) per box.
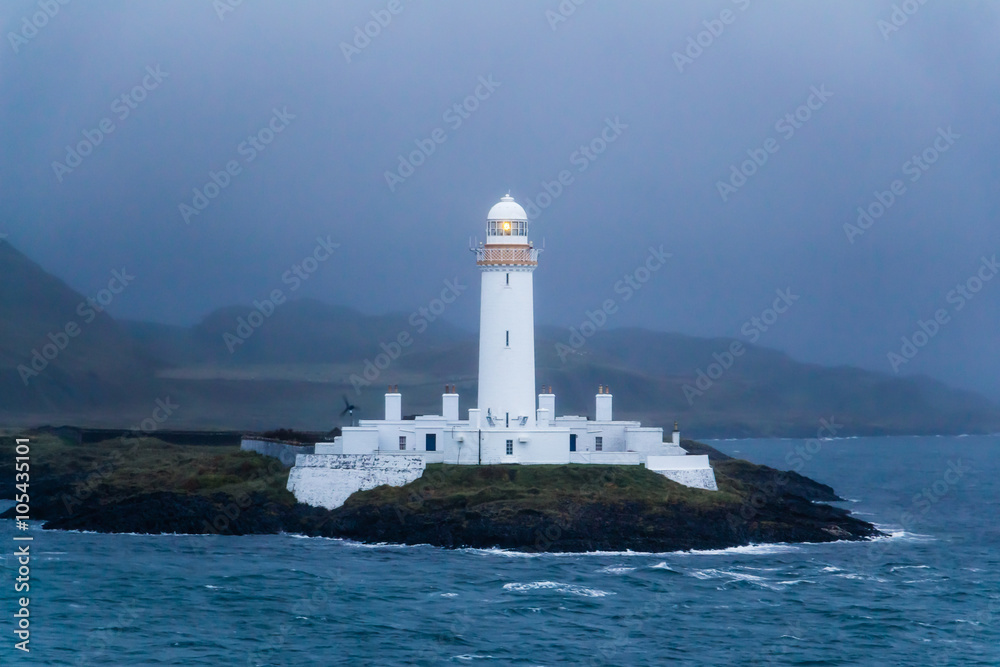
(475, 245, 539, 266)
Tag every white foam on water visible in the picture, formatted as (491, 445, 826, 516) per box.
(687, 568, 813, 590)
(502, 581, 613, 598)
(869, 525, 936, 541)
(835, 572, 887, 583)
(466, 547, 545, 558)
(675, 543, 802, 557)
(597, 565, 636, 574)
(650, 562, 676, 571)
(688, 568, 778, 589)
(440, 593, 458, 598)
(889, 564, 931, 572)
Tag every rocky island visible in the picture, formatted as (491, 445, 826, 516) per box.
(0, 431, 881, 551)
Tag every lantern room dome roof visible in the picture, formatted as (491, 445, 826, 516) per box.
(487, 194, 528, 222)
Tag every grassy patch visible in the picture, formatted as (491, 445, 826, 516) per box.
(350, 463, 744, 512)
(0, 433, 295, 505)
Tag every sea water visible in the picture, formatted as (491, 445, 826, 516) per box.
(1, 436, 997, 666)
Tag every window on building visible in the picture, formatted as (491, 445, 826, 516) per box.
(399, 436, 406, 450)
(506, 330, 510, 347)
(595, 437, 603, 452)
(425, 433, 436, 452)
(570, 434, 577, 452)
(506, 439, 514, 456)
(506, 272, 510, 285)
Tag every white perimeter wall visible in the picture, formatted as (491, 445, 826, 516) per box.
(287, 453, 426, 509)
(240, 438, 314, 467)
(646, 454, 718, 490)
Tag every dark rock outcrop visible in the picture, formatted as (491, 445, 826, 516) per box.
(1, 434, 882, 551)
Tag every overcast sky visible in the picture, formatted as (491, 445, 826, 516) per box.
(2, 0, 998, 399)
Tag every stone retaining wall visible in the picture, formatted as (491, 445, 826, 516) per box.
(287, 454, 426, 509)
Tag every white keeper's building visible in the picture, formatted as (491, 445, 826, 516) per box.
(286, 195, 717, 509)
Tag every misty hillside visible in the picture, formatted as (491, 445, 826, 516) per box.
(0, 242, 157, 416)
(120, 299, 470, 367)
(3, 240, 1000, 437)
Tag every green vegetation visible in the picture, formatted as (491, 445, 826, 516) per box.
(356, 462, 744, 511)
(4, 433, 293, 502)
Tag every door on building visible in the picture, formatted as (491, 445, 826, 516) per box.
(569, 433, 577, 452)
(425, 433, 437, 452)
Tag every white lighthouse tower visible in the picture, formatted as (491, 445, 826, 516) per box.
(284, 192, 718, 509)
(475, 194, 539, 429)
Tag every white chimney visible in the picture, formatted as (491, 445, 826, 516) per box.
(443, 385, 459, 421)
(672, 421, 680, 446)
(385, 386, 401, 421)
(536, 408, 551, 427)
(595, 385, 613, 421)
(538, 386, 555, 427)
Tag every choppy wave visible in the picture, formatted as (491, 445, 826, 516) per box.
(502, 581, 614, 597)
(650, 562, 677, 572)
(685, 568, 812, 591)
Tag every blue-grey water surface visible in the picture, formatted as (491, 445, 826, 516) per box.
(2, 436, 998, 666)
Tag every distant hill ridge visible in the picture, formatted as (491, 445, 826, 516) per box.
(2, 240, 999, 437)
